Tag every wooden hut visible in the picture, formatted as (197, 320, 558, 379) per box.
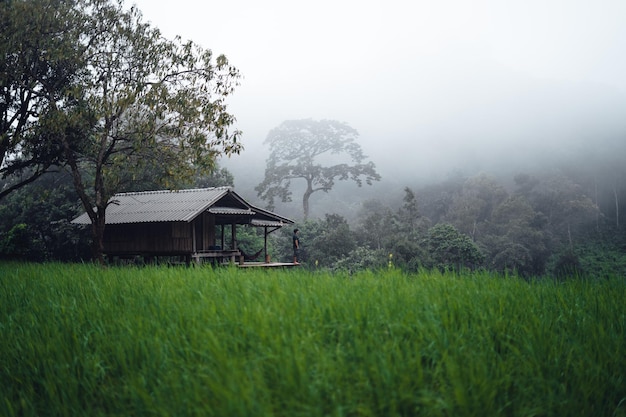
(71, 187, 294, 265)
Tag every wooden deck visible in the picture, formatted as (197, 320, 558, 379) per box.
(238, 262, 301, 268)
(191, 250, 240, 265)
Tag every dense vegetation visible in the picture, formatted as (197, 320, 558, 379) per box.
(1, 263, 624, 417)
(1, 164, 626, 279)
(263, 168, 625, 278)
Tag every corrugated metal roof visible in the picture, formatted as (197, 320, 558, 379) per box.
(71, 187, 296, 226)
(250, 219, 288, 227)
(208, 207, 254, 216)
(72, 187, 232, 224)
(248, 204, 293, 224)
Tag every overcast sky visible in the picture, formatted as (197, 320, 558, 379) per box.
(130, 0, 626, 182)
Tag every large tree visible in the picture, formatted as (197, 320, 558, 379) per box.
(255, 119, 380, 219)
(42, 0, 242, 263)
(0, 0, 83, 199)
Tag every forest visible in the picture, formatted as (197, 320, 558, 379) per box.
(223, 117, 626, 279)
(1, 148, 625, 279)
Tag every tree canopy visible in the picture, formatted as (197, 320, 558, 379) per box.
(255, 119, 380, 219)
(0, 0, 84, 198)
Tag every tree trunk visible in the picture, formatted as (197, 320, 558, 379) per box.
(303, 179, 313, 220)
(594, 176, 599, 232)
(614, 186, 620, 229)
(91, 212, 106, 265)
(567, 222, 573, 251)
(59, 125, 108, 265)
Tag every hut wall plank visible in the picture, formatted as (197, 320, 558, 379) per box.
(103, 222, 193, 254)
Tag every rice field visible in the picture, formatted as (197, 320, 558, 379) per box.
(0, 262, 624, 417)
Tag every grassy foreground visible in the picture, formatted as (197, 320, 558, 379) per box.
(0, 263, 625, 417)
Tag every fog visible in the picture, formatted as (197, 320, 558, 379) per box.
(132, 0, 626, 217)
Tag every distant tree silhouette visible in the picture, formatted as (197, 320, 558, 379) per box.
(255, 119, 380, 219)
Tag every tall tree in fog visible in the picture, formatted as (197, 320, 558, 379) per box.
(256, 119, 380, 219)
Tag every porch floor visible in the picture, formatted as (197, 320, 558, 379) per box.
(238, 262, 301, 268)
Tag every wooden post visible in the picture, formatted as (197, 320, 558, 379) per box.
(264, 226, 269, 263)
(192, 221, 196, 253)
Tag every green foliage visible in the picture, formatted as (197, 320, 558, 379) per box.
(234, 226, 272, 261)
(0, 0, 83, 198)
(552, 251, 584, 280)
(444, 173, 507, 240)
(332, 246, 389, 273)
(483, 195, 549, 277)
(0, 171, 90, 261)
(0, 224, 32, 259)
(517, 173, 599, 246)
(69, 0, 243, 188)
(427, 223, 484, 271)
(354, 199, 396, 250)
(193, 166, 235, 188)
(1, 263, 625, 417)
(287, 215, 364, 269)
(387, 235, 427, 272)
(256, 119, 380, 219)
(398, 186, 420, 231)
(351, 195, 430, 273)
(548, 238, 626, 279)
(306, 214, 356, 267)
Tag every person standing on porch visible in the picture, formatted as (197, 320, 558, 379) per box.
(292, 229, 300, 264)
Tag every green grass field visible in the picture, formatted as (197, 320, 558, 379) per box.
(1, 263, 624, 417)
